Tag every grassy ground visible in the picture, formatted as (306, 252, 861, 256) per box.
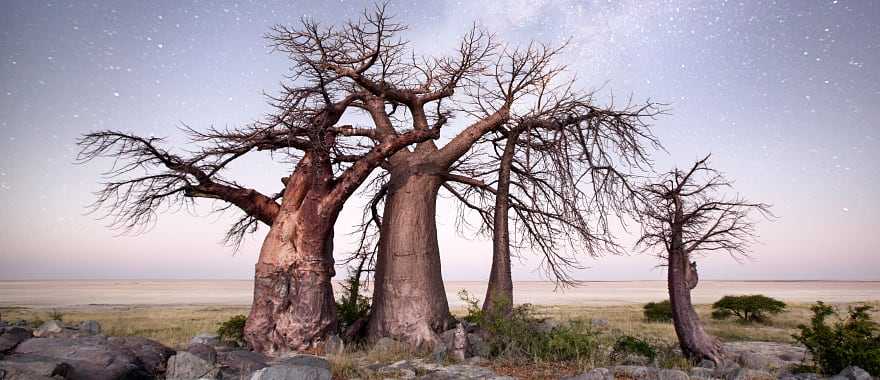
(3, 301, 878, 379)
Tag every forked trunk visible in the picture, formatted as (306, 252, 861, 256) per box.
(245, 157, 339, 355)
(368, 167, 451, 347)
(482, 129, 519, 315)
(668, 245, 723, 364)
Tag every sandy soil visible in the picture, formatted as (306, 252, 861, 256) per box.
(1, 280, 878, 308)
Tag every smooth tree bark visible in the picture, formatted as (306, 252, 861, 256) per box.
(637, 155, 772, 364)
(321, 22, 567, 345)
(482, 127, 520, 315)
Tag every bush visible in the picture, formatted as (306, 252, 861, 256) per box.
(611, 335, 657, 363)
(335, 267, 371, 335)
(643, 300, 673, 322)
(48, 309, 64, 322)
(793, 301, 880, 376)
(459, 290, 597, 362)
(217, 314, 247, 347)
(711, 295, 786, 323)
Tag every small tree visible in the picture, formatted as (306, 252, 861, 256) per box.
(793, 301, 880, 375)
(636, 155, 772, 364)
(711, 295, 786, 323)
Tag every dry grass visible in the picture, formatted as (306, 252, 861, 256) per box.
(0, 305, 248, 349)
(3, 300, 879, 379)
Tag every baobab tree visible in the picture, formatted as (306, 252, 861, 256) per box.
(636, 155, 772, 363)
(77, 6, 443, 355)
(476, 96, 662, 315)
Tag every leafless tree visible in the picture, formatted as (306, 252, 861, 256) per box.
(636, 155, 772, 364)
(468, 90, 662, 315)
(77, 5, 440, 355)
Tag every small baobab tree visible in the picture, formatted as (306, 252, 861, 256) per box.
(636, 155, 772, 364)
(77, 5, 440, 355)
(444, 77, 662, 316)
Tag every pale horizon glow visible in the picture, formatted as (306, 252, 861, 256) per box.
(0, 0, 878, 282)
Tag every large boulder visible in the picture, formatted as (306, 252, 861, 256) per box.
(658, 368, 690, 380)
(0, 327, 32, 353)
(217, 349, 269, 379)
(107, 336, 175, 376)
(724, 368, 774, 380)
(13, 335, 162, 380)
(249, 354, 330, 380)
(832, 366, 872, 380)
(166, 351, 219, 380)
(0, 354, 72, 380)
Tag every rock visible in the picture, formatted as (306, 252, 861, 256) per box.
(536, 318, 562, 333)
(323, 334, 344, 356)
(698, 359, 717, 369)
(0, 327, 32, 353)
(690, 367, 717, 379)
(217, 349, 269, 379)
(166, 350, 219, 380)
(737, 352, 772, 370)
(107, 336, 175, 376)
(186, 342, 218, 363)
(77, 320, 102, 335)
(781, 374, 822, 380)
(378, 360, 417, 378)
(465, 356, 487, 366)
(723, 341, 806, 371)
(832, 366, 872, 380)
(452, 324, 468, 361)
(724, 368, 774, 380)
(250, 354, 330, 380)
(612, 365, 659, 380)
(432, 342, 448, 363)
(590, 318, 610, 329)
(562, 367, 614, 380)
(371, 337, 403, 355)
(622, 353, 653, 366)
(658, 368, 690, 380)
(32, 320, 63, 338)
(0, 354, 72, 380)
(467, 333, 490, 358)
(13, 335, 153, 379)
(418, 363, 514, 379)
(190, 332, 221, 346)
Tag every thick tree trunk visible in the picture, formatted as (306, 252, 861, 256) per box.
(482, 130, 519, 315)
(244, 157, 339, 356)
(368, 166, 451, 347)
(668, 236, 723, 363)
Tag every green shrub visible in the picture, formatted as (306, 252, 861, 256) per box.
(793, 301, 880, 376)
(643, 300, 673, 322)
(611, 335, 657, 362)
(458, 290, 597, 363)
(217, 314, 247, 347)
(711, 295, 786, 323)
(335, 267, 371, 335)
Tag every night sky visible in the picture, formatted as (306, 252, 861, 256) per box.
(1, 0, 878, 281)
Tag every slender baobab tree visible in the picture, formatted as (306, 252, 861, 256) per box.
(636, 155, 772, 363)
(77, 6, 441, 355)
(476, 96, 662, 315)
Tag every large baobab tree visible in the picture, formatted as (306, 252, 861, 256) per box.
(77, 6, 441, 355)
(319, 23, 588, 344)
(636, 155, 771, 363)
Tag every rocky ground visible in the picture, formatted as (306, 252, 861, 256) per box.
(0, 319, 875, 380)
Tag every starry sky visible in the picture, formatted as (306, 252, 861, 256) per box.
(0, 0, 878, 281)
